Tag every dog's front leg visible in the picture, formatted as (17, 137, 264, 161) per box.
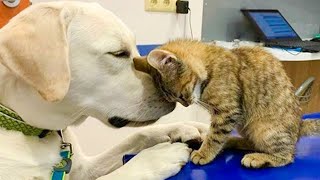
(69, 129, 166, 180)
(96, 142, 191, 180)
(70, 122, 208, 180)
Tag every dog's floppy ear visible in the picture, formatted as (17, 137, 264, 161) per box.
(0, 6, 74, 102)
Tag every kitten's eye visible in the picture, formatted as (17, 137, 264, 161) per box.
(165, 57, 173, 64)
(108, 50, 130, 58)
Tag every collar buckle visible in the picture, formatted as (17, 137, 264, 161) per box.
(58, 130, 73, 157)
(61, 142, 73, 157)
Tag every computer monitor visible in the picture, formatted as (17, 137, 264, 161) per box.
(241, 9, 301, 41)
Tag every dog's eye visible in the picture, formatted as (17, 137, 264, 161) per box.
(108, 50, 130, 58)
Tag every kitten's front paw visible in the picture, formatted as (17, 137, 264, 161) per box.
(241, 153, 269, 168)
(191, 150, 213, 165)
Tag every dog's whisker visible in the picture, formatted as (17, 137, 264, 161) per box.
(69, 106, 88, 121)
(125, 101, 144, 109)
(106, 100, 146, 112)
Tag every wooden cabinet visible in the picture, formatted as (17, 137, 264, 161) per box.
(0, 0, 30, 28)
(282, 60, 320, 114)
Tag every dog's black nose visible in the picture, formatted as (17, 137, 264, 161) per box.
(108, 116, 130, 128)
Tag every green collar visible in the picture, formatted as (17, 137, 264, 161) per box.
(0, 103, 72, 179)
(0, 103, 50, 137)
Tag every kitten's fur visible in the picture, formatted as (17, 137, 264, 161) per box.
(133, 39, 320, 168)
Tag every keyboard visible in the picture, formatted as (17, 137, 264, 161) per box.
(265, 40, 320, 52)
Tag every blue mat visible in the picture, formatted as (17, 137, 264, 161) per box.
(123, 115, 320, 180)
(137, 44, 160, 56)
(302, 113, 320, 119)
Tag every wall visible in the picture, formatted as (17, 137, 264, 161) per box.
(93, 0, 204, 44)
(201, 0, 320, 42)
(29, 0, 206, 155)
(32, 0, 203, 45)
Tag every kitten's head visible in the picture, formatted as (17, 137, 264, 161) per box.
(133, 40, 207, 107)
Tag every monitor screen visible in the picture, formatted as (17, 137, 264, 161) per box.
(248, 11, 299, 40)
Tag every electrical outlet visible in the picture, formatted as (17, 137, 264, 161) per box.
(145, 0, 177, 12)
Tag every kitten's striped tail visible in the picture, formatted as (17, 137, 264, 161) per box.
(299, 119, 320, 136)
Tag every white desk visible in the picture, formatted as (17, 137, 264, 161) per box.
(211, 40, 320, 61)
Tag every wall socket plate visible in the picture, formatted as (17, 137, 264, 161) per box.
(145, 0, 177, 12)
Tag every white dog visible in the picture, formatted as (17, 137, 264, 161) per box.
(0, 1, 208, 180)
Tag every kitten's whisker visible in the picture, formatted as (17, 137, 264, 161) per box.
(195, 101, 211, 113)
(195, 100, 220, 115)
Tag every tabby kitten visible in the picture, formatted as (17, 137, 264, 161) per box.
(133, 39, 320, 168)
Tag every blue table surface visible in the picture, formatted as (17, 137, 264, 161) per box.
(124, 136, 320, 180)
(123, 113, 320, 180)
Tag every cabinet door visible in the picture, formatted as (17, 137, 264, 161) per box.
(282, 61, 320, 114)
(0, 0, 30, 28)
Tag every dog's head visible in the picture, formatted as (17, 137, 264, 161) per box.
(0, 2, 175, 130)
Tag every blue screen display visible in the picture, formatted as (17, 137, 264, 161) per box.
(249, 12, 298, 40)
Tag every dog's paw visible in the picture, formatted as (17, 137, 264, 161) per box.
(137, 121, 208, 150)
(124, 142, 191, 180)
(191, 150, 213, 165)
(167, 122, 208, 143)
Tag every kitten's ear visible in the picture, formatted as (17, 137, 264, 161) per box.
(147, 49, 179, 73)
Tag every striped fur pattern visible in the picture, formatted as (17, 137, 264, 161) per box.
(133, 39, 320, 168)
